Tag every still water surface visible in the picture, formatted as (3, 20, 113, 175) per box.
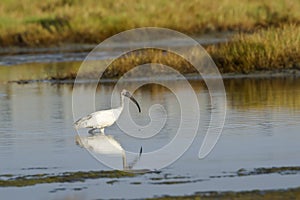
(0, 77, 300, 199)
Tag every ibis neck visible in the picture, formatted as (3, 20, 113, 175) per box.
(120, 95, 125, 110)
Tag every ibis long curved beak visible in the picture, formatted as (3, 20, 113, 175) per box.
(123, 90, 141, 113)
(129, 95, 141, 113)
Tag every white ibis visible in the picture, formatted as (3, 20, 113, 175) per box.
(74, 89, 141, 134)
(75, 134, 142, 170)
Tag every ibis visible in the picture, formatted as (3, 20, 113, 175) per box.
(74, 89, 141, 134)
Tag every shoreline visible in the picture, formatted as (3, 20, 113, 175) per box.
(1, 24, 299, 81)
(1, 165, 300, 198)
(7, 68, 300, 85)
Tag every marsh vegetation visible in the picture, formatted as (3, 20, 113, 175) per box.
(1, 0, 300, 75)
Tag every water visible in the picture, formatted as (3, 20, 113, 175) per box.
(1, 75, 300, 199)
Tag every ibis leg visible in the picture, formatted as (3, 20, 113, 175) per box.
(88, 128, 97, 135)
(100, 128, 105, 134)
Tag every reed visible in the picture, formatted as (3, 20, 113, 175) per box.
(1, 0, 300, 46)
(2, 25, 299, 81)
(208, 24, 300, 73)
(103, 24, 300, 77)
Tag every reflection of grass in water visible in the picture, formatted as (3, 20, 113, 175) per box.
(0, 170, 135, 187)
(6, 73, 300, 112)
(0, 62, 80, 83)
(225, 77, 300, 110)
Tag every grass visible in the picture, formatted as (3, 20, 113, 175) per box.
(237, 166, 300, 176)
(102, 48, 196, 78)
(211, 166, 300, 178)
(0, 170, 135, 187)
(208, 24, 300, 73)
(0, 1, 300, 76)
(1, 24, 300, 80)
(98, 24, 300, 77)
(1, 0, 300, 46)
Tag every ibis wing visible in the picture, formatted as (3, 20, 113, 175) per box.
(74, 114, 93, 129)
(74, 107, 122, 129)
(91, 108, 121, 128)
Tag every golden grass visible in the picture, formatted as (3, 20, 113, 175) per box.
(100, 24, 300, 77)
(2, 24, 298, 82)
(208, 24, 300, 73)
(1, 24, 299, 80)
(1, 0, 300, 46)
(102, 49, 195, 78)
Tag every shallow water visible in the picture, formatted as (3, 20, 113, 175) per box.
(0, 76, 300, 199)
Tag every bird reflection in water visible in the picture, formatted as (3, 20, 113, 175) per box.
(75, 134, 142, 170)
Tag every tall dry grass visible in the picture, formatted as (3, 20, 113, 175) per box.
(1, 0, 300, 46)
(102, 24, 300, 77)
(208, 24, 300, 73)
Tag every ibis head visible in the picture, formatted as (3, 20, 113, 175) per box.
(121, 89, 141, 113)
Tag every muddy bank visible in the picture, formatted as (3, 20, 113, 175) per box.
(6, 68, 300, 85)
